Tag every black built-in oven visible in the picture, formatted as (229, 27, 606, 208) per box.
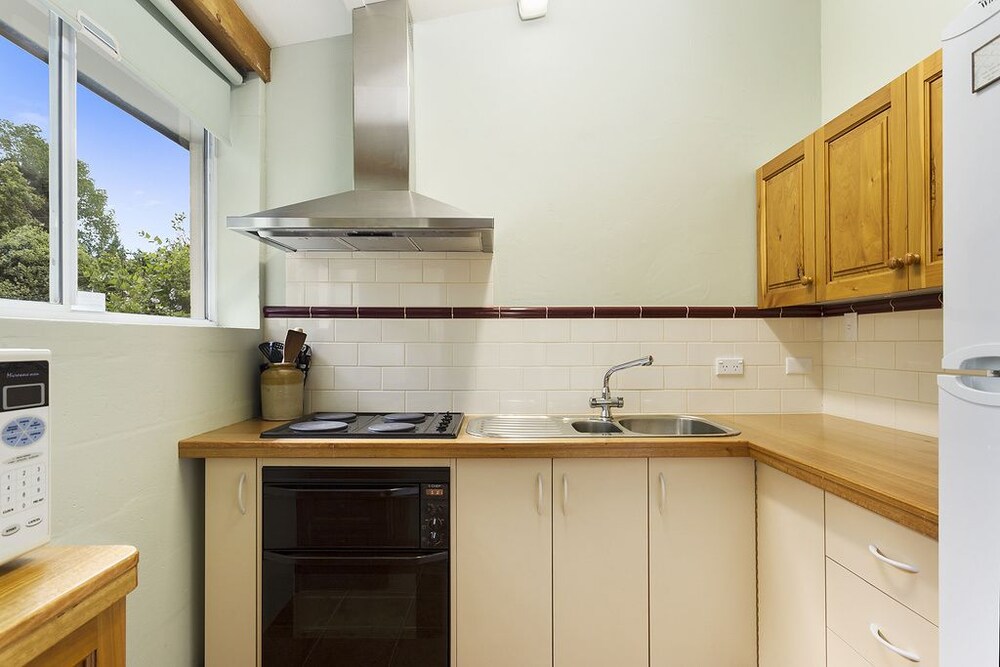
(261, 467, 450, 667)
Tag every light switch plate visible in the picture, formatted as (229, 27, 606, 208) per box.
(843, 312, 858, 341)
(785, 357, 813, 375)
(715, 358, 744, 376)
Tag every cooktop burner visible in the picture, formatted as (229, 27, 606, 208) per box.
(261, 412, 462, 439)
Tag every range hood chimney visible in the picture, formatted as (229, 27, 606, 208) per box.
(227, 0, 493, 252)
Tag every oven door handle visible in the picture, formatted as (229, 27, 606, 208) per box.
(263, 485, 419, 498)
(263, 550, 448, 565)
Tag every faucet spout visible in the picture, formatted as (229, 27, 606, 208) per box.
(602, 355, 653, 389)
(590, 355, 654, 420)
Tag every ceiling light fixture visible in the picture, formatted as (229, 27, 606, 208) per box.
(517, 0, 547, 21)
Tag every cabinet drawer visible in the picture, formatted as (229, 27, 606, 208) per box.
(828, 629, 872, 667)
(826, 493, 938, 624)
(827, 559, 938, 667)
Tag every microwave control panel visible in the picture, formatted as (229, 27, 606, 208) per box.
(0, 350, 51, 566)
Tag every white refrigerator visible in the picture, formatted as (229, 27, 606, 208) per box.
(940, 2, 1000, 665)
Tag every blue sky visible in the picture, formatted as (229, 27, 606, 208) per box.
(0, 34, 189, 251)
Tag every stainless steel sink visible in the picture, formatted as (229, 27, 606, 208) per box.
(617, 416, 738, 436)
(571, 420, 623, 434)
(465, 415, 739, 439)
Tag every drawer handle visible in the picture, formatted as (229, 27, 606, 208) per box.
(868, 544, 920, 574)
(237, 473, 247, 516)
(869, 623, 921, 662)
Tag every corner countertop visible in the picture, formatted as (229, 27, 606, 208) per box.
(0, 544, 139, 665)
(178, 413, 937, 538)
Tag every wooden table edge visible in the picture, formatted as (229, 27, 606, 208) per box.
(0, 546, 139, 665)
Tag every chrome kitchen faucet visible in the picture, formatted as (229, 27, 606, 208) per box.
(590, 356, 654, 420)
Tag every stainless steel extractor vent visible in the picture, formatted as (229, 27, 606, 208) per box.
(227, 0, 493, 253)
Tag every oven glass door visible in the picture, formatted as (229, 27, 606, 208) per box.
(263, 483, 421, 550)
(261, 549, 449, 667)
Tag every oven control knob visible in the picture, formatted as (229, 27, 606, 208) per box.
(430, 517, 444, 528)
(429, 531, 440, 543)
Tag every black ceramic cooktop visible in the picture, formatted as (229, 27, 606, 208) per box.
(260, 412, 463, 439)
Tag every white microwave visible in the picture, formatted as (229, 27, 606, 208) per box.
(0, 349, 51, 565)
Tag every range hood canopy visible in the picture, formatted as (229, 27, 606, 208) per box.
(227, 0, 493, 253)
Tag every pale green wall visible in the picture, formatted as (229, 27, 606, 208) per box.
(262, 0, 823, 306)
(412, 1, 820, 305)
(820, 0, 969, 121)
(0, 318, 259, 666)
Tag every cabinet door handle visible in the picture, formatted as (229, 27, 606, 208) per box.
(887, 257, 905, 270)
(904, 252, 921, 266)
(868, 544, 920, 573)
(799, 275, 814, 286)
(562, 474, 568, 514)
(658, 472, 666, 514)
(237, 472, 247, 516)
(869, 623, 921, 662)
(536, 473, 544, 516)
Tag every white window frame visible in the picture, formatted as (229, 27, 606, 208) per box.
(0, 3, 214, 326)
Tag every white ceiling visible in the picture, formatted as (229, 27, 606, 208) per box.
(236, 0, 512, 48)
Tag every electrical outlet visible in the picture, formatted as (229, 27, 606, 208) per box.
(785, 357, 813, 375)
(843, 312, 858, 341)
(715, 358, 744, 376)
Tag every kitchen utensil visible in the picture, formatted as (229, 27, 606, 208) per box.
(258, 342, 282, 364)
(282, 329, 307, 365)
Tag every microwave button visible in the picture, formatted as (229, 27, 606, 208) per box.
(25, 517, 42, 528)
(2, 524, 19, 537)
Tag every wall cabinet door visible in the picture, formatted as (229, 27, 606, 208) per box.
(757, 139, 817, 307)
(757, 464, 826, 667)
(815, 75, 909, 302)
(455, 459, 552, 667)
(649, 458, 757, 666)
(553, 458, 648, 667)
(907, 50, 944, 290)
(205, 458, 257, 667)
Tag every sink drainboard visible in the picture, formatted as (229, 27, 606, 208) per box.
(466, 415, 571, 438)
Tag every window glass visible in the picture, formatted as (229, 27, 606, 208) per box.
(75, 79, 193, 316)
(0, 16, 50, 303)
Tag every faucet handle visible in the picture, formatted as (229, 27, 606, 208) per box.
(590, 396, 624, 409)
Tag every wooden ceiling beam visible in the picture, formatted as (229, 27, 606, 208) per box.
(171, 0, 271, 82)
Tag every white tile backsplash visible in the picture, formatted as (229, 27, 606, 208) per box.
(283, 254, 941, 434)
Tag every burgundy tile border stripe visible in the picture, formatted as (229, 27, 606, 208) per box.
(262, 293, 942, 320)
(499, 307, 548, 318)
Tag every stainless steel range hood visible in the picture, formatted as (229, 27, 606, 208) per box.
(228, 0, 493, 253)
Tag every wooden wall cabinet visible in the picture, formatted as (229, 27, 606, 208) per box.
(906, 50, 944, 290)
(815, 75, 910, 302)
(757, 140, 817, 307)
(757, 50, 944, 306)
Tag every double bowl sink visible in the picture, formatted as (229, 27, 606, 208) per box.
(465, 414, 740, 439)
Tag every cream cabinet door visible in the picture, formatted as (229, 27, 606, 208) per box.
(455, 459, 553, 667)
(757, 464, 826, 667)
(553, 458, 648, 667)
(205, 458, 257, 667)
(649, 458, 757, 666)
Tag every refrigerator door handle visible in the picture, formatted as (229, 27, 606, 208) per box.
(940, 368, 1000, 378)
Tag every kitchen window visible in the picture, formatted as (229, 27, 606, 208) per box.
(0, 1, 211, 321)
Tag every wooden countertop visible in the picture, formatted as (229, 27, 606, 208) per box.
(179, 414, 937, 538)
(0, 544, 139, 665)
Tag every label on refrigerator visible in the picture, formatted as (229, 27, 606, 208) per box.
(973, 33, 1000, 92)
